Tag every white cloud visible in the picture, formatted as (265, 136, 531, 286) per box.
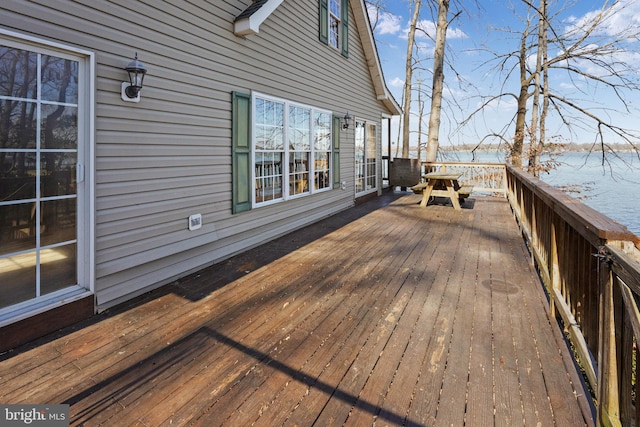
(476, 95, 517, 114)
(564, 0, 640, 39)
(389, 77, 405, 87)
(367, 5, 401, 35)
(400, 19, 468, 40)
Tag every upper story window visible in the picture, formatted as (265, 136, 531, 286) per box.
(328, 0, 341, 49)
(319, 0, 349, 58)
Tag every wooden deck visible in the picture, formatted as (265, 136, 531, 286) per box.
(0, 192, 594, 426)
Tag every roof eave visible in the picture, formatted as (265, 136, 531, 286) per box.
(352, 0, 402, 116)
(234, 0, 284, 36)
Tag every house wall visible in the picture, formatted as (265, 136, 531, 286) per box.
(0, 0, 393, 310)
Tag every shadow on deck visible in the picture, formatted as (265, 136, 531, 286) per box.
(0, 191, 594, 426)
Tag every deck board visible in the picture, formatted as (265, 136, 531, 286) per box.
(0, 193, 594, 426)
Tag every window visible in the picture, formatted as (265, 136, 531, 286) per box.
(313, 112, 332, 191)
(355, 120, 377, 195)
(289, 106, 310, 196)
(328, 0, 341, 49)
(254, 97, 285, 203)
(319, 0, 349, 57)
(232, 93, 335, 210)
(0, 36, 92, 315)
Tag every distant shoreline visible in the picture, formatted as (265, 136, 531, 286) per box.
(439, 143, 638, 154)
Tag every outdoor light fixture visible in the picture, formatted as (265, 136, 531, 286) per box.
(342, 112, 352, 130)
(121, 53, 147, 103)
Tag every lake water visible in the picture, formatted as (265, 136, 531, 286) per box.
(438, 151, 640, 237)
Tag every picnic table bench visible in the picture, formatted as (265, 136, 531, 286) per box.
(411, 172, 472, 210)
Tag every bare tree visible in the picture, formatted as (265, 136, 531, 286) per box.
(401, 0, 422, 158)
(366, 0, 387, 32)
(424, 0, 460, 162)
(527, 0, 546, 176)
(416, 75, 426, 160)
(466, 0, 640, 170)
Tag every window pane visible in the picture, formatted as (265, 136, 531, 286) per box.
(255, 152, 282, 203)
(0, 203, 36, 256)
(40, 198, 76, 247)
(41, 152, 76, 197)
(255, 126, 267, 150)
(314, 112, 331, 150)
(256, 98, 284, 150)
(41, 55, 78, 104)
(41, 105, 77, 149)
(289, 106, 310, 150)
(0, 250, 36, 308)
(329, 0, 341, 17)
(367, 163, 376, 190)
(366, 123, 376, 160)
(256, 125, 283, 150)
(0, 99, 37, 149)
(314, 152, 330, 190)
(0, 47, 37, 99)
(355, 121, 365, 193)
(330, 18, 340, 48)
(366, 123, 377, 191)
(289, 151, 309, 195)
(0, 151, 37, 200)
(41, 243, 76, 295)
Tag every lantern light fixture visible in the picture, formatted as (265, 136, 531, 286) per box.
(342, 112, 352, 130)
(121, 53, 147, 102)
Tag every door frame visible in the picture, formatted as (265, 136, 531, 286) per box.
(0, 28, 95, 326)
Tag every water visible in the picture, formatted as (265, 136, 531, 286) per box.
(437, 150, 640, 236)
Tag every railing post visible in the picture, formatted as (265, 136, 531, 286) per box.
(597, 264, 622, 427)
(549, 219, 560, 318)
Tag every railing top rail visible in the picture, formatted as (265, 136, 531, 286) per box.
(422, 161, 506, 167)
(507, 164, 639, 247)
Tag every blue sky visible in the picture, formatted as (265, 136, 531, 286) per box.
(368, 0, 640, 150)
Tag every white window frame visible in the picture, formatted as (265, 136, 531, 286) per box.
(0, 29, 95, 326)
(251, 93, 332, 207)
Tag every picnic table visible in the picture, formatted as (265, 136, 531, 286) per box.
(412, 172, 472, 211)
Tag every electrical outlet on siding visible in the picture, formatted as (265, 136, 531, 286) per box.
(188, 214, 202, 231)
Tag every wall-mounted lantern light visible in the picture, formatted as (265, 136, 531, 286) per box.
(342, 112, 352, 130)
(121, 53, 147, 103)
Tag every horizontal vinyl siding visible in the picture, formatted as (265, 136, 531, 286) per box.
(0, 0, 394, 309)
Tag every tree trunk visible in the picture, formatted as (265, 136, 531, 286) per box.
(402, 0, 421, 158)
(425, 0, 450, 162)
(417, 78, 424, 161)
(512, 31, 530, 168)
(528, 0, 547, 177)
(540, 0, 549, 171)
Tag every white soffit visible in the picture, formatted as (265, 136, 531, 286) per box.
(234, 0, 285, 36)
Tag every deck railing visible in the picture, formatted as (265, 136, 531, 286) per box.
(421, 161, 507, 194)
(507, 165, 640, 427)
(424, 161, 640, 426)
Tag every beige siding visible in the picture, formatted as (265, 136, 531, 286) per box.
(0, 0, 394, 309)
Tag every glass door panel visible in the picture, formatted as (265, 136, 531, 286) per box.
(0, 45, 79, 309)
(355, 121, 377, 194)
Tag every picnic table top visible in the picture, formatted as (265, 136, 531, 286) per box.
(423, 171, 463, 179)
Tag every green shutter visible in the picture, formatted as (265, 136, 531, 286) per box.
(341, 0, 349, 57)
(232, 92, 252, 214)
(332, 116, 341, 188)
(319, 0, 328, 44)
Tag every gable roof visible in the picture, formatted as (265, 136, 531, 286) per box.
(234, 0, 401, 115)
